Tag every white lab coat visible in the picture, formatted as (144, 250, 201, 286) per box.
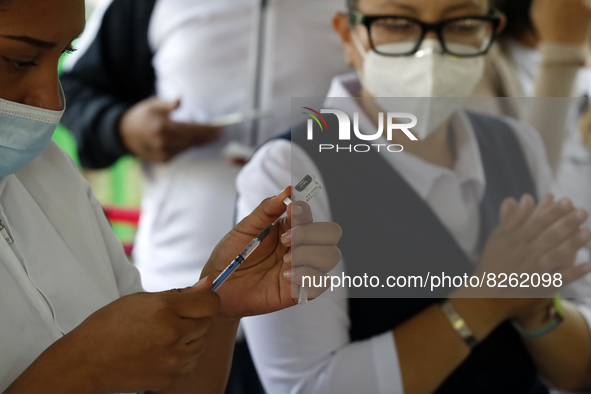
(0, 141, 143, 391)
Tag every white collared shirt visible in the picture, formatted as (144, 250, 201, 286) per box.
(0, 142, 143, 391)
(235, 73, 591, 394)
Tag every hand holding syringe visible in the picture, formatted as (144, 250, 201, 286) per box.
(212, 175, 323, 304)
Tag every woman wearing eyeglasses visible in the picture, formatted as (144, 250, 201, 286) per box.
(235, 0, 591, 393)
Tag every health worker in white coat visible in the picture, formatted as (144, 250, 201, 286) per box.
(0, 0, 342, 392)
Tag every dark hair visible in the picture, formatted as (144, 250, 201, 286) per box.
(494, 0, 534, 39)
(347, 0, 494, 12)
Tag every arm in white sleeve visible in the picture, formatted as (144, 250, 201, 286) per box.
(473, 42, 585, 176)
(236, 140, 403, 394)
(524, 43, 587, 174)
(60, 143, 144, 297)
(88, 189, 144, 296)
(242, 293, 401, 394)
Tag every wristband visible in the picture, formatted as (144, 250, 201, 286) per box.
(512, 296, 564, 339)
(441, 300, 478, 349)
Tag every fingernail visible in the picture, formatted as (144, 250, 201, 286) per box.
(576, 209, 588, 221)
(540, 194, 553, 206)
(581, 229, 591, 242)
(193, 277, 208, 288)
(519, 195, 528, 208)
(291, 203, 304, 216)
(560, 198, 572, 209)
(283, 252, 292, 264)
(283, 270, 292, 279)
(273, 187, 289, 200)
(501, 199, 516, 219)
(281, 230, 292, 245)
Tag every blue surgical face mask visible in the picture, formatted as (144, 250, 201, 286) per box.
(0, 87, 65, 178)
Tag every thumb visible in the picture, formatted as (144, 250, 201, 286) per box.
(152, 98, 181, 114)
(166, 277, 219, 318)
(166, 98, 181, 112)
(192, 276, 213, 290)
(166, 99, 181, 112)
(561, 262, 591, 288)
(233, 187, 292, 236)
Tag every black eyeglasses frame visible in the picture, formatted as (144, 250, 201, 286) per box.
(349, 10, 502, 58)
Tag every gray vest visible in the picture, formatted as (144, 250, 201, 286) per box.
(282, 111, 546, 394)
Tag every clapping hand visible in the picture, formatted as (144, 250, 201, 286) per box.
(463, 194, 591, 321)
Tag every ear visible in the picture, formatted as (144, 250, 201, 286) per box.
(333, 12, 357, 67)
(495, 12, 507, 35)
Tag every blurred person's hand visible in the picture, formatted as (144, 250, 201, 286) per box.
(459, 194, 591, 322)
(119, 97, 223, 162)
(531, 0, 591, 46)
(201, 187, 342, 318)
(9, 280, 220, 393)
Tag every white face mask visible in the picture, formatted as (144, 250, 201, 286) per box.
(353, 36, 485, 139)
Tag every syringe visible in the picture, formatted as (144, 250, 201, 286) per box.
(212, 174, 323, 303)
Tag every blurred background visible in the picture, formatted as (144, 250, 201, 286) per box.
(56, 0, 142, 253)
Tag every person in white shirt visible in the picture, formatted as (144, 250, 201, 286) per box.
(470, 0, 591, 232)
(0, 0, 341, 392)
(60, 0, 351, 293)
(236, 0, 591, 392)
